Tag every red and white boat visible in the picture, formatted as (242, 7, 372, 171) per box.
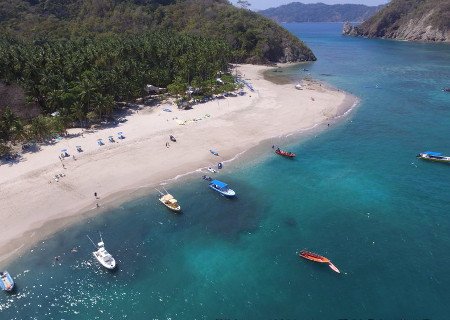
(299, 250, 340, 273)
(275, 148, 296, 158)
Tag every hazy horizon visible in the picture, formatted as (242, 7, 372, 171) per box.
(230, 0, 389, 10)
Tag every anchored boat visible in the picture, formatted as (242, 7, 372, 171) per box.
(417, 151, 450, 163)
(156, 188, 181, 213)
(275, 147, 296, 158)
(0, 271, 14, 292)
(299, 250, 340, 273)
(88, 234, 116, 270)
(209, 179, 236, 197)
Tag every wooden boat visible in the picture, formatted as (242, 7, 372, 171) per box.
(417, 151, 450, 163)
(275, 148, 296, 158)
(299, 250, 340, 273)
(156, 188, 181, 213)
(0, 271, 14, 292)
(209, 179, 236, 197)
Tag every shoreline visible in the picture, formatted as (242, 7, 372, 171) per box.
(0, 63, 359, 265)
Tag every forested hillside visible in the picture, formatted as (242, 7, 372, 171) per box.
(343, 0, 450, 41)
(259, 2, 382, 23)
(0, 0, 316, 155)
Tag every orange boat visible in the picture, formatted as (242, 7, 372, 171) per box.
(299, 250, 340, 273)
(275, 148, 296, 158)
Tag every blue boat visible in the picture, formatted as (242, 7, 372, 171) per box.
(417, 151, 450, 163)
(209, 180, 236, 197)
(0, 271, 14, 292)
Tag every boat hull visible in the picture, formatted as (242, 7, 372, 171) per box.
(209, 185, 236, 197)
(417, 152, 450, 163)
(159, 199, 181, 213)
(0, 271, 14, 292)
(299, 250, 340, 274)
(275, 150, 296, 158)
(93, 253, 116, 270)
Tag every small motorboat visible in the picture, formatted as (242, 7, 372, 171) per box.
(0, 271, 14, 292)
(156, 188, 181, 213)
(170, 135, 176, 142)
(202, 175, 212, 181)
(443, 88, 450, 92)
(207, 167, 217, 173)
(209, 179, 236, 197)
(295, 83, 303, 90)
(218, 162, 223, 170)
(417, 151, 450, 163)
(210, 149, 219, 156)
(299, 250, 340, 273)
(76, 145, 83, 152)
(88, 234, 116, 270)
(108, 136, 115, 143)
(275, 148, 296, 158)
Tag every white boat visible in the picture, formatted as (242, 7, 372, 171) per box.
(0, 271, 14, 292)
(295, 83, 303, 90)
(88, 234, 116, 270)
(417, 151, 450, 163)
(209, 179, 236, 197)
(207, 167, 217, 173)
(156, 188, 181, 213)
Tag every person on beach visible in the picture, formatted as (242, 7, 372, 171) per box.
(94, 192, 98, 199)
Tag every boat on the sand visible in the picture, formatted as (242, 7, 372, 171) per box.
(275, 148, 296, 158)
(209, 179, 236, 197)
(299, 250, 340, 273)
(417, 151, 450, 163)
(0, 271, 14, 292)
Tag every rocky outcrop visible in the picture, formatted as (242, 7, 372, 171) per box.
(343, 0, 450, 42)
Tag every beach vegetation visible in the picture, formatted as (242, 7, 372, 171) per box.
(0, 0, 316, 144)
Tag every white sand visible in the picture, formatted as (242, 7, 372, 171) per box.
(0, 64, 358, 263)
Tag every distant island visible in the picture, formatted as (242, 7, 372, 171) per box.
(259, 2, 383, 23)
(343, 0, 450, 42)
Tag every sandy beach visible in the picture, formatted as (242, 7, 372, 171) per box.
(0, 64, 358, 264)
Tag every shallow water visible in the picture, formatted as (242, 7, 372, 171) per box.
(1, 23, 450, 319)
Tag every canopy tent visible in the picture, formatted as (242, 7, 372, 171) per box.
(424, 151, 443, 157)
(211, 180, 228, 189)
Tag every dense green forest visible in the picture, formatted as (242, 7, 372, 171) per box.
(0, 33, 229, 149)
(259, 2, 382, 23)
(0, 0, 316, 156)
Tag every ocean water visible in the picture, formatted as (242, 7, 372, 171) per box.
(2, 23, 450, 319)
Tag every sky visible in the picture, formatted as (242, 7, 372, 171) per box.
(230, 0, 389, 11)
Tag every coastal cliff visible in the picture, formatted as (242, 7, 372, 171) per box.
(343, 0, 450, 42)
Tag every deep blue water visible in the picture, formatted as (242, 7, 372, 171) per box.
(2, 23, 450, 319)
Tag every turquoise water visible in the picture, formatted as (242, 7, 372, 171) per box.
(2, 23, 450, 319)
